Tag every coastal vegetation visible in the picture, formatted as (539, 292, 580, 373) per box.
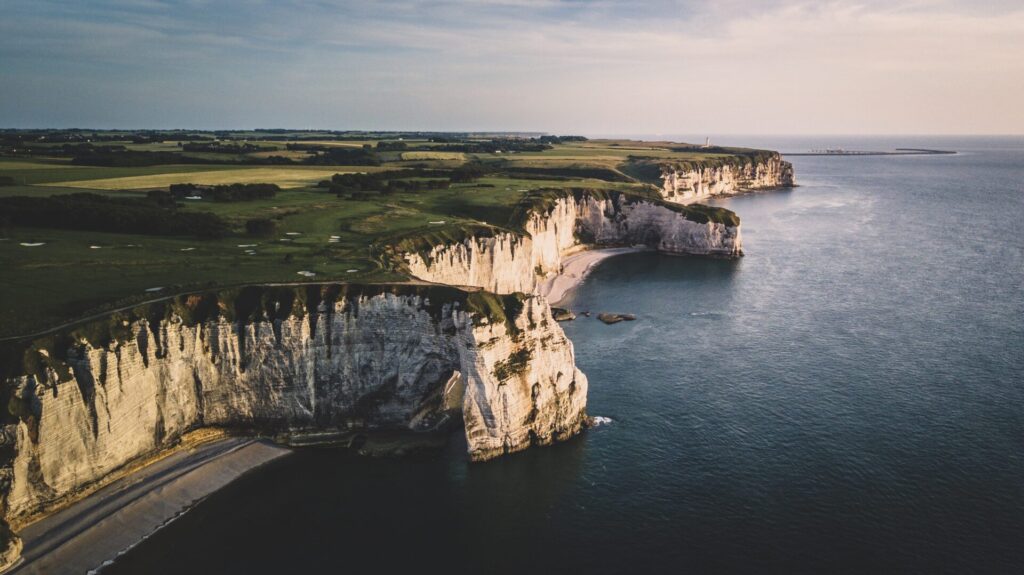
(0, 130, 764, 338)
(0, 283, 526, 383)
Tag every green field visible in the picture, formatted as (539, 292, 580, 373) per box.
(400, 151, 466, 161)
(52, 167, 364, 190)
(0, 134, 766, 338)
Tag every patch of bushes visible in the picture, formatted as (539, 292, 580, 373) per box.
(293, 144, 381, 166)
(464, 291, 526, 335)
(492, 348, 532, 381)
(0, 193, 229, 237)
(181, 142, 276, 154)
(328, 168, 453, 196)
(245, 218, 277, 237)
(449, 163, 491, 183)
(170, 183, 279, 202)
(71, 149, 207, 167)
(502, 166, 631, 182)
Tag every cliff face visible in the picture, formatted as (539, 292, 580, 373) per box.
(405, 192, 742, 295)
(0, 287, 586, 523)
(660, 153, 794, 204)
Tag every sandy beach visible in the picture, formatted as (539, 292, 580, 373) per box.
(10, 438, 290, 575)
(538, 247, 650, 305)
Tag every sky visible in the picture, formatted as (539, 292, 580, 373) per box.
(1, 0, 1022, 134)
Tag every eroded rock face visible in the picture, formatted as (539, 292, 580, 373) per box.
(0, 290, 586, 523)
(405, 193, 742, 294)
(660, 154, 794, 204)
(459, 297, 587, 461)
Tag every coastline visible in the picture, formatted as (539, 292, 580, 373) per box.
(538, 246, 651, 305)
(9, 437, 290, 575)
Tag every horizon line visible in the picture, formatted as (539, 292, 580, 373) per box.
(1, 128, 1022, 138)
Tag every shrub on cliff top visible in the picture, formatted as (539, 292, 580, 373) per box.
(465, 291, 526, 334)
(388, 223, 500, 267)
(509, 188, 740, 229)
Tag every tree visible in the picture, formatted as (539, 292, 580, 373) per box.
(245, 218, 277, 237)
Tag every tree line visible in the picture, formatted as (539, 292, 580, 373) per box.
(165, 183, 280, 202)
(0, 193, 229, 238)
(322, 165, 488, 197)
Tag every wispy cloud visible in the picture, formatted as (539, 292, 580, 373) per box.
(1, 0, 1021, 132)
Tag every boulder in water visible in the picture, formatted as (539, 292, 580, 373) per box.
(597, 313, 636, 324)
(551, 307, 576, 321)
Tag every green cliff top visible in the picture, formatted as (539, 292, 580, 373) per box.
(0, 133, 769, 339)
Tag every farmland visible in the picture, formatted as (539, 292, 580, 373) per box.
(0, 130, 761, 338)
(52, 168, 366, 190)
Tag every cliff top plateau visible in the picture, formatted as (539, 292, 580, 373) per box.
(0, 131, 791, 340)
(0, 130, 794, 570)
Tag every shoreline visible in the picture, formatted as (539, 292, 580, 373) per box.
(538, 246, 651, 305)
(9, 437, 290, 575)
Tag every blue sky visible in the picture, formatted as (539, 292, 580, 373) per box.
(1, 0, 1022, 133)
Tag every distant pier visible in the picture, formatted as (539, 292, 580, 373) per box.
(785, 148, 956, 157)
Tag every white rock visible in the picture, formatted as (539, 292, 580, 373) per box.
(2, 291, 586, 519)
(659, 154, 794, 204)
(405, 193, 743, 295)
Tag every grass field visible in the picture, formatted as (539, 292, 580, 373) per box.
(0, 136, 768, 338)
(0, 173, 572, 336)
(0, 163, 245, 187)
(0, 160, 74, 170)
(50, 167, 359, 190)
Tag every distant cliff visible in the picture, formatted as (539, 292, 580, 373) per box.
(658, 152, 794, 204)
(0, 152, 794, 572)
(400, 189, 743, 295)
(0, 285, 586, 529)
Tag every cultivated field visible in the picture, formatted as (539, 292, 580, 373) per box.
(400, 151, 466, 161)
(51, 168, 365, 190)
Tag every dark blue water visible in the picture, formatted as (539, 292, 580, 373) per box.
(108, 137, 1024, 574)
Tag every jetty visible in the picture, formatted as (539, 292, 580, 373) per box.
(786, 148, 955, 157)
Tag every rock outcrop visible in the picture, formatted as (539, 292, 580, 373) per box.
(0, 286, 586, 526)
(659, 153, 794, 204)
(404, 190, 742, 295)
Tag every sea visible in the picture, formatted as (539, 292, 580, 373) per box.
(106, 136, 1024, 574)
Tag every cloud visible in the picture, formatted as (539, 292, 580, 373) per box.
(1, 0, 1022, 133)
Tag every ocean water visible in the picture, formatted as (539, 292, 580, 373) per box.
(107, 137, 1024, 574)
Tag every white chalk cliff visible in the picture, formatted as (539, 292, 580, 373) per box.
(0, 184, 758, 569)
(404, 191, 743, 295)
(0, 287, 586, 526)
(659, 153, 794, 204)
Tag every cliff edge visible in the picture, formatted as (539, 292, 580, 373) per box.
(399, 189, 743, 295)
(656, 151, 795, 204)
(0, 285, 586, 549)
